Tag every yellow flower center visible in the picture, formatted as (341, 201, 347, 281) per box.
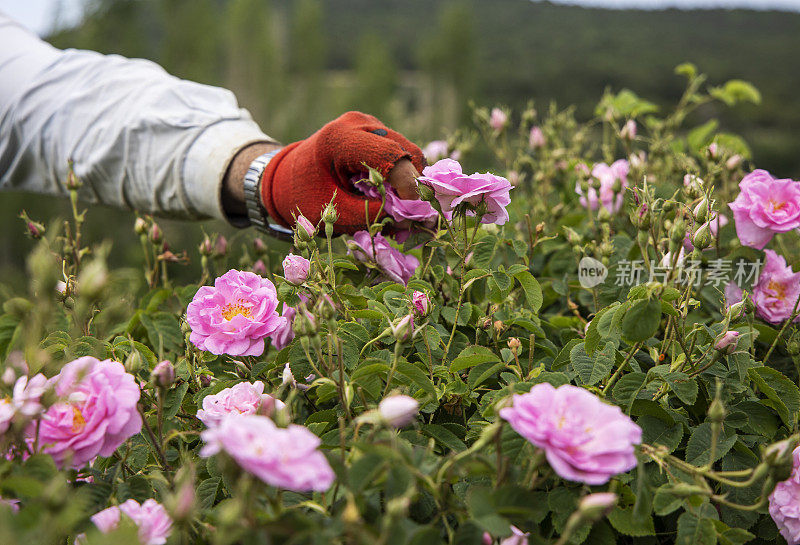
(770, 199, 787, 212)
(768, 280, 788, 301)
(222, 299, 253, 321)
(71, 405, 86, 433)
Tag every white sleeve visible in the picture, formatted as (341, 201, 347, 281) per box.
(0, 11, 275, 223)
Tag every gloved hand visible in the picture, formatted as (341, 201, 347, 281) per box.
(260, 111, 426, 235)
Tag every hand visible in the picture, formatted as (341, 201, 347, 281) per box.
(259, 111, 426, 235)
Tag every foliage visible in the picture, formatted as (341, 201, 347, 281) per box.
(1, 67, 799, 545)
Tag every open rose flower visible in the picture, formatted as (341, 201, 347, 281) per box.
(751, 250, 800, 324)
(422, 140, 460, 163)
(348, 231, 418, 285)
(196, 381, 285, 428)
(417, 159, 513, 225)
(770, 445, 800, 545)
(499, 383, 641, 485)
(575, 159, 629, 214)
(352, 174, 438, 230)
(32, 357, 141, 469)
(729, 169, 800, 249)
(186, 269, 286, 356)
(88, 499, 172, 545)
(200, 415, 334, 492)
(0, 400, 13, 435)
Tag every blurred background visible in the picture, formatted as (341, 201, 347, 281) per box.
(2, 0, 800, 285)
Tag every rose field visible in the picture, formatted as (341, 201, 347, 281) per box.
(4, 65, 800, 545)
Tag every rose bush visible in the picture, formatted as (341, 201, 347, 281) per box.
(2, 65, 800, 545)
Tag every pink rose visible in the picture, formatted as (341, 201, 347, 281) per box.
(499, 525, 529, 545)
(529, 126, 545, 149)
(32, 357, 141, 469)
(575, 160, 629, 214)
(770, 446, 800, 544)
(714, 330, 740, 353)
(752, 250, 800, 324)
(200, 415, 335, 492)
(352, 175, 438, 229)
(271, 294, 310, 350)
(499, 383, 641, 485)
(90, 499, 172, 545)
(418, 159, 513, 225)
(0, 400, 13, 435)
(348, 231, 418, 285)
(729, 169, 800, 249)
(490, 108, 508, 131)
(196, 381, 285, 428)
(411, 290, 430, 316)
(378, 395, 419, 428)
(620, 119, 637, 140)
(282, 253, 310, 285)
(422, 140, 450, 163)
(186, 269, 286, 356)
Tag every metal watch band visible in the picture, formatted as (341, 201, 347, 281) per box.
(242, 148, 294, 241)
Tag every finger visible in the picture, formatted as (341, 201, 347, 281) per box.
(382, 129, 427, 173)
(386, 159, 420, 200)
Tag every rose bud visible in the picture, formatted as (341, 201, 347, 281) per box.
(252, 237, 267, 255)
(390, 314, 415, 343)
(620, 119, 637, 141)
(489, 107, 508, 131)
(726, 154, 743, 170)
(252, 259, 267, 276)
(577, 493, 618, 522)
(282, 362, 296, 387)
(282, 253, 310, 285)
(296, 215, 317, 241)
(198, 236, 213, 256)
(151, 360, 175, 388)
(529, 126, 545, 149)
(148, 223, 163, 245)
(714, 330, 740, 354)
(411, 291, 430, 317)
(378, 394, 419, 428)
(213, 235, 228, 257)
(134, 217, 148, 235)
(507, 337, 521, 354)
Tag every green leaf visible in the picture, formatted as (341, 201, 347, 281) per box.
(664, 372, 699, 405)
(613, 372, 647, 410)
(395, 361, 437, 402)
(512, 271, 543, 313)
(687, 119, 719, 153)
(571, 341, 616, 386)
(139, 311, 183, 354)
(639, 415, 683, 454)
(686, 423, 738, 466)
(653, 485, 684, 516)
(163, 382, 189, 419)
(621, 298, 661, 342)
(450, 345, 500, 373)
(552, 339, 582, 371)
(607, 505, 655, 537)
(676, 512, 717, 545)
(197, 477, 221, 509)
(472, 236, 497, 268)
(422, 424, 466, 452)
(747, 366, 800, 428)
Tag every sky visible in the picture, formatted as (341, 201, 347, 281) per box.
(1, 0, 800, 36)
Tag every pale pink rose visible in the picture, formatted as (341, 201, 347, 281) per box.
(32, 357, 141, 469)
(499, 383, 641, 485)
(196, 381, 285, 428)
(729, 169, 800, 249)
(186, 269, 287, 356)
(411, 291, 430, 316)
(422, 140, 450, 162)
(251, 259, 267, 276)
(529, 126, 545, 149)
(418, 159, 513, 225)
(752, 250, 800, 324)
(378, 395, 419, 428)
(575, 160, 629, 214)
(725, 282, 744, 308)
(0, 399, 13, 435)
(620, 119, 637, 140)
(769, 446, 800, 544)
(499, 525, 529, 545)
(90, 499, 172, 545)
(282, 254, 310, 285)
(348, 231, 418, 285)
(200, 415, 334, 492)
(490, 108, 508, 131)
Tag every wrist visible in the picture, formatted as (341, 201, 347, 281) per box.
(222, 141, 282, 223)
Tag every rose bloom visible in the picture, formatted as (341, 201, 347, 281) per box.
(529, 126, 545, 149)
(575, 159, 629, 214)
(13, 373, 48, 417)
(499, 383, 642, 485)
(422, 140, 461, 163)
(186, 269, 286, 356)
(0, 399, 13, 435)
(412, 290, 430, 316)
(751, 250, 800, 324)
(200, 414, 334, 492)
(196, 381, 285, 428)
(770, 446, 800, 544)
(729, 169, 800, 249)
(348, 231, 419, 285)
(32, 357, 141, 469)
(89, 499, 172, 545)
(417, 159, 513, 225)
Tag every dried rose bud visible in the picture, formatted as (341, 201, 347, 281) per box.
(507, 337, 521, 353)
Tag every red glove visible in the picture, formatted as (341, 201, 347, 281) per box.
(260, 111, 426, 235)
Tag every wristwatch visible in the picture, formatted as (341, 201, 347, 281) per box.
(242, 148, 294, 241)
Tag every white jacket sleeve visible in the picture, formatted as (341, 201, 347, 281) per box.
(0, 11, 274, 223)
